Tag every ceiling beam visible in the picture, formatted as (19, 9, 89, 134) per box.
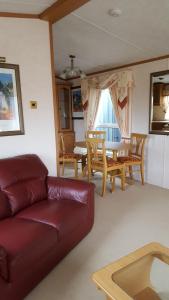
(39, 0, 90, 24)
(0, 12, 39, 19)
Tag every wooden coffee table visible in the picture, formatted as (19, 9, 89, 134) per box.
(92, 243, 169, 300)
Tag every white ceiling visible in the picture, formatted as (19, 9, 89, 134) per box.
(53, 0, 169, 76)
(0, 0, 56, 14)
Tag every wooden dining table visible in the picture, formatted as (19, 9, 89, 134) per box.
(75, 140, 130, 160)
(74, 140, 134, 184)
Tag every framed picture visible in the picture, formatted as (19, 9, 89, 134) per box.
(0, 63, 24, 136)
(71, 86, 84, 119)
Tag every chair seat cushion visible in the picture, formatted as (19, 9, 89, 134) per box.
(93, 157, 124, 168)
(59, 153, 82, 160)
(16, 199, 88, 240)
(118, 155, 141, 163)
(0, 218, 58, 281)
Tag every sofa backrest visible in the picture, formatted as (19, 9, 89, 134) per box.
(0, 191, 11, 220)
(0, 154, 48, 215)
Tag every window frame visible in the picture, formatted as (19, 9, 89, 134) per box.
(94, 89, 120, 142)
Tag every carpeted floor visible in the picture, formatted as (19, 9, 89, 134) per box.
(25, 173, 169, 300)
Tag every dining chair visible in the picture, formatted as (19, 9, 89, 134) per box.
(85, 131, 107, 176)
(118, 136, 131, 156)
(59, 133, 85, 178)
(117, 133, 147, 184)
(86, 137, 125, 196)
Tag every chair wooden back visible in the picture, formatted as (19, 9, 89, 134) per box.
(86, 137, 106, 169)
(129, 133, 147, 159)
(121, 137, 131, 144)
(86, 130, 106, 139)
(60, 133, 65, 155)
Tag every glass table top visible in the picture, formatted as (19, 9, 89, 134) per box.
(150, 258, 169, 300)
(92, 243, 169, 300)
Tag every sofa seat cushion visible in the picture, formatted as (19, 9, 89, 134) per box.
(0, 218, 58, 281)
(16, 199, 88, 240)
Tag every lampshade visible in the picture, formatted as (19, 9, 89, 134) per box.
(60, 55, 86, 79)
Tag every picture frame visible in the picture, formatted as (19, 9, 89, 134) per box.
(71, 86, 84, 120)
(0, 63, 24, 136)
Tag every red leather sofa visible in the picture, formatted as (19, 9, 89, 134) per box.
(0, 154, 94, 300)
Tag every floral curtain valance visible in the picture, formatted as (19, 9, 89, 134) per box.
(81, 70, 134, 110)
(81, 70, 134, 135)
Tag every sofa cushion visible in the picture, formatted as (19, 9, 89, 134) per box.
(0, 218, 58, 281)
(0, 191, 11, 220)
(16, 199, 88, 240)
(4, 178, 47, 214)
(0, 155, 48, 214)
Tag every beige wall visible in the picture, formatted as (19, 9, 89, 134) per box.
(0, 18, 57, 175)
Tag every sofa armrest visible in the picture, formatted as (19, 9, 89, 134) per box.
(0, 246, 8, 281)
(47, 176, 95, 205)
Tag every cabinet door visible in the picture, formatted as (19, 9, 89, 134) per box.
(58, 85, 72, 131)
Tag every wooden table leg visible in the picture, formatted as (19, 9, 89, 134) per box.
(112, 150, 118, 160)
(82, 155, 86, 170)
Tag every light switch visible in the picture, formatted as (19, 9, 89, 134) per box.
(30, 101, 37, 109)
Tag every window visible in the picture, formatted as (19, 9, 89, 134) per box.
(95, 89, 121, 141)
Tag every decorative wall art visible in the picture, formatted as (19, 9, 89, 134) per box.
(0, 63, 24, 136)
(71, 86, 84, 119)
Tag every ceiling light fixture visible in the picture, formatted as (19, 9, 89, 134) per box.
(60, 55, 86, 79)
(108, 8, 122, 17)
